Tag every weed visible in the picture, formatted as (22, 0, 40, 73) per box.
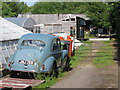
(34, 69, 66, 89)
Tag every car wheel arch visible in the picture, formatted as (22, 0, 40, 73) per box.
(43, 56, 56, 72)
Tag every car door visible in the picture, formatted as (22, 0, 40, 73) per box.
(52, 38, 61, 67)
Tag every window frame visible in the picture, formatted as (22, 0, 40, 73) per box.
(52, 38, 61, 51)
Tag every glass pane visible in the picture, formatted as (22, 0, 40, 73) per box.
(21, 40, 45, 48)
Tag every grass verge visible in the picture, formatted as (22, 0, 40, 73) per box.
(84, 32, 96, 38)
(70, 41, 92, 68)
(33, 70, 67, 89)
(92, 40, 115, 68)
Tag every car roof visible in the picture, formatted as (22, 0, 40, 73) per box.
(19, 33, 57, 43)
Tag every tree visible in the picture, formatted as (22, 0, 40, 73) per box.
(109, 2, 120, 37)
(31, 2, 61, 14)
(80, 2, 111, 29)
(2, 2, 15, 17)
(2, 1, 29, 17)
(0, 1, 2, 16)
(17, 2, 30, 14)
(31, 2, 85, 14)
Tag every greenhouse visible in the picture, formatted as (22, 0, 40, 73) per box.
(0, 18, 32, 67)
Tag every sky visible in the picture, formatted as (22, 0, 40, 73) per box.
(20, 0, 39, 6)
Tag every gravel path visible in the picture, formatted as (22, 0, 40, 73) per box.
(51, 41, 118, 88)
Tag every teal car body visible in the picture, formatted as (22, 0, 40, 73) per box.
(5, 33, 68, 73)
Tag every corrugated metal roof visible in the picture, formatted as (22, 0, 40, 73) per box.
(0, 18, 32, 41)
(5, 17, 36, 28)
(5, 17, 28, 27)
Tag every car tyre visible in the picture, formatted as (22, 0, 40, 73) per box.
(64, 56, 70, 71)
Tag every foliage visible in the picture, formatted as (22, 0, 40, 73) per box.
(34, 70, 66, 89)
(0, 1, 2, 16)
(31, 2, 83, 14)
(83, 2, 111, 29)
(108, 2, 120, 38)
(2, 1, 29, 17)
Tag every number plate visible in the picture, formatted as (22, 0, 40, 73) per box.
(19, 60, 34, 65)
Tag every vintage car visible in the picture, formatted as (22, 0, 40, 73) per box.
(5, 33, 69, 77)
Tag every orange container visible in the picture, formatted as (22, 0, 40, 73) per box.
(52, 34, 56, 36)
(66, 35, 73, 56)
(58, 36, 65, 41)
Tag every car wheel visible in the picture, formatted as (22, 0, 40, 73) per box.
(61, 57, 67, 70)
(64, 56, 70, 71)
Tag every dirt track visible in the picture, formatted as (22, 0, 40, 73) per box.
(51, 41, 118, 88)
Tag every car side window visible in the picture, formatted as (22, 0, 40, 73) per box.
(52, 39, 57, 51)
(57, 38, 61, 49)
(52, 38, 61, 51)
